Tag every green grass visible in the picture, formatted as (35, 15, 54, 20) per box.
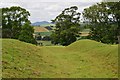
(37, 40, 53, 46)
(81, 29, 90, 32)
(2, 39, 118, 78)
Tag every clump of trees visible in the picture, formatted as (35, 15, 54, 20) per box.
(51, 6, 81, 46)
(2, 6, 36, 44)
(18, 22, 37, 44)
(35, 33, 51, 41)
(83, 2, 120, 44)
(2, 3, 120, 45)
(42, 36, 51, 41)
(36, 33, 42, 40)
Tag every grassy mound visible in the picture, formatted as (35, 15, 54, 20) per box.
(68, 39, 105, 49)
(2, 39, 118, 78)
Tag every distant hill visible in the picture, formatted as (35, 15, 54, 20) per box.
(32, 21, 55, 26)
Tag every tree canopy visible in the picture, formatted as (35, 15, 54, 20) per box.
(51, 6, 81, 46)
(83, 2, 120, 44)
(2, 6, 37, 44)
(18, 22, 37, 44)
(2, 6, 30, 39)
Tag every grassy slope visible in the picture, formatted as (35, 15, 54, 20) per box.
(2, 39, 118, 78)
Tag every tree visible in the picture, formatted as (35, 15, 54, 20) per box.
(0, 8, 2, 26)
(18, 22, 37, 44)
(2, 6, 30, 38)
(51, 6, 81, 46)
(36, 33, 42, 40)
(83, 2, 120, 44)
(107, 2, 120, 43)
(42, 36, 51, 41)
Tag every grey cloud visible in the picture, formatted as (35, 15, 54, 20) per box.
(1, 0, 102, 2)
(0, 0, 102, 22)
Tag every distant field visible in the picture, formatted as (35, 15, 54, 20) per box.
(34, 27, 49, 32)
(80, 29, 90, 37)
(37, 40, 53, 46)
(2, 39, 118, 78)
(40, 24, 55, 27)
(34, 26, 52, 36)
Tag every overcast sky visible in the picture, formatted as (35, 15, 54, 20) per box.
(0, 0, 102, 23)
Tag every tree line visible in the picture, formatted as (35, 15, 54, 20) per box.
(1, 1, 120, 45)
(51, 1, 120, 45)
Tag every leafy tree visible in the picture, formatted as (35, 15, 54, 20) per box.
(42, 36, 51, 41)
(36, 33, 42, 40)
(2, 6, 30, 38)
(107, 2, 120, 43)
(83, 2, 120, 44)
(51, 6, 81, 46)
(0, 8, 2, 26)
(18, 22, 37, 44)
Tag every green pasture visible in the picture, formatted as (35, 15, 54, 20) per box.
(2, 39, 118, 78)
